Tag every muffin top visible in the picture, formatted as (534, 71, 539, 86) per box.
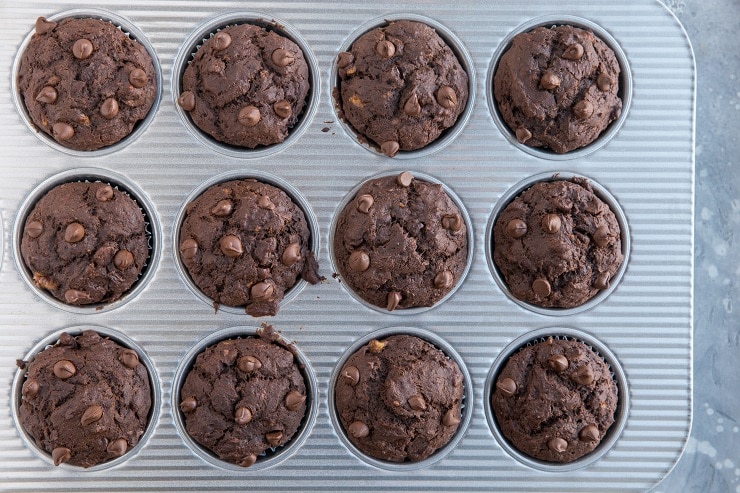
(179, 23, 310, 148)
(491, 337, 618, 463)
(494, 25, 622, 153)
(18, 331, 152, 468)
(337, 20, 468, 156)
(18, 17, 157, 151)
(334, 334, 464, 462)
(333, 172, 467, 311)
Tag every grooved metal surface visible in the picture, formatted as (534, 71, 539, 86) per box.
(0, 1, 694, 492)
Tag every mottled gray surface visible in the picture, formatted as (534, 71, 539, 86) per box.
(652, 1, 740, 492)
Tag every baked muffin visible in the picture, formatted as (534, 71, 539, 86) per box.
(492, 178, 623, 308)
(17, 17, 157, 151)
(178, 179, 320, 317)
(178, 23, 310, 148)
(18, 331, 152, 467)
(491, 336, 618, 463)
(333, 172, 467, 311)
(178, 332, 308, 467)
(334, 334, 464, 462)
(494, 25, 622, 153)
(20, 181, 149, 306)
(337, 20, 468, 156)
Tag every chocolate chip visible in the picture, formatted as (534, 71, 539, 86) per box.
(25, 220, 43, 238)
(238, 105, 261, 127)
(237, 355, 262, 373)
(107, 438, 128, 457)
(22, 378, 39, 399)
(271, 48, 295, 67)
(532, 278, 551, 297)
(337, 51, 353, 68)
(368, 339, 386, 354)
(265, 431, 283, 446)
(53, 360, 76, 379)
(548, 437, 568, 453)
(64, 223, 84, 243)
(375, 40, 396, 58)
(114, 250, 134, 270)
(118, 349, 139, 369)
(442, 409, 461, 427)
(53, 122, 74, 141)
(515, 126, 532, 144)
(238, 454, 257, 467)
(285, 390, 306, 411)
(348, 251, 370, 272)
(506, 219, 527, 238)
(496, 377, 517, 397)
(72, 39, 93, 60)
(579, 424, 600, 443)
(81, 405, 103, 426)
(35, 17, 57, 35)
(273, 100, 292, 119)
(129, 68, 148, 88)
(594, 271, 611, 290)
(234, 406, 252, 425)
(541, 214, 562, 234)
(251, 281, 275, 301)
(64, 289, 89, 304)
(211, 199, 233, 217)
(408, 395, 427, 411)
(180, 396, 197, 412)
(212, 31, 232, 50)
(177, 91, 195, 111)
(386, 291, 402, 311)
(403, 92, 421, 116)
(547, 354, 569, 373)
(397, 171, 413, 187)
(96, 185, 114, 202)
(179, 238, 198, 260)
(219, 235, 243, 258)
(436, 86, 457, 109)
(35, 86, 57, 104)
(356, 194, 374, 213)
(573, 100, 594, 119)
(442, 214, 463, 232)
(281, 243, 301, 266)
(571, 365, 595, 385)
(562, 43, 584, 60)
(258, 195, 275, 210)
(433, 270, 454, 289)
(597, 73, 612, 91)
(348, 421, 369, 438)
(100, 98, 119, 119)
(341, 365, 360, 385)
(380, 140, 400, 157)
(593, 226, 610, 247)
(540, 72, 561, 90)
(52, 447, 71, 466)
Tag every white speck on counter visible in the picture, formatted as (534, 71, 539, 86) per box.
(701, 207, 712, 220)
(717, 425, 724, 432)
(725, 459, 735, 468)
(706, 405, 715, 415)
(714, 240, 729, 256)
(707, 265, 718, 278)
(698, 440, 718, 458)
(734, 426, 739, 433)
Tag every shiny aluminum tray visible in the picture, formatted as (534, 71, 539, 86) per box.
(0, 0, 694, 491)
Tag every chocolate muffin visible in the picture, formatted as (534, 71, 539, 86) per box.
(333, 172, 467, 311)
(178, 179, 320, 317)
(337, 20, 468, 156)
(334, 335, 464, 462)
(492, 178, 623, 309)
(17, 17, 157, 151)
(178, 23, 310, 148)
(491, 336, 618, 463)
(178, 331, 308, 467)
(18, 331, 152, 467)
(20, 181, 149, 306)
(494, 25, 622, 153)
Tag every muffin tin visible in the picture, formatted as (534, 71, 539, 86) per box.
(0, 1, 694, 492)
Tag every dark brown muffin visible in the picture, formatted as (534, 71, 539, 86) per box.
(337, 20, 468, 156)
(334, 335, 464, 462)
(492, 178, 623, 308)
(18, 331, 152, 468)
(178, 23, 310, 148)
(494, 25, 622, 153)
(17, 17, 157, 151)
(178, 179, 320, 317)
(491, 337, 618, 463)
(179, 332, 308, 467)
(333, 172, 467, 311)
(20, 181, 149, 306)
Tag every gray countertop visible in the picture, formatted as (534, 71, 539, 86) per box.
(651, 1, 739, 492)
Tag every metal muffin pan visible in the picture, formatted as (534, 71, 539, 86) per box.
(0, 1, 694, 492)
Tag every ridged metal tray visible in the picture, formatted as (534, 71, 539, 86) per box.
(0, 0, 694, 491)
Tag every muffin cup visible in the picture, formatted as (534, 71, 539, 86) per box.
(11, 8, 162, 157)
(484, 326, 629, 472)
(330, 170, 474, 315)
(487, 15, 633, 160)
(485, 171, 630, 316)
(332, 13, 476, 160)
(11, 325, 161, 471)
(12, 168, 161, 315)
(173, 170, 320, 315)
(171, 326, 318, 471)
(328, 326, 473, 471)
(172, 12, 319, 159)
